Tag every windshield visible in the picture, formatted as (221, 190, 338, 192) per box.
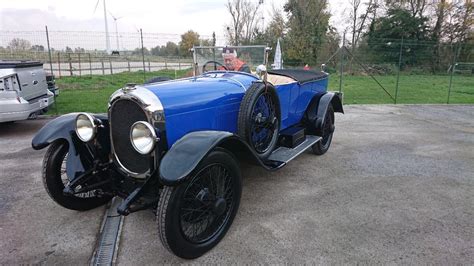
(193, 45, 266, 75)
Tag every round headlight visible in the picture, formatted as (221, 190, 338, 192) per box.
(75, 113, 96, 142)
(130, 121, 157, 155)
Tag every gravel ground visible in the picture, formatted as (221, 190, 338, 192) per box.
(1, 105, 473, 264)
(0, 118, 105, 264)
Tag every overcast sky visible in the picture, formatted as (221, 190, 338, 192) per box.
(0, 0, 350, 49)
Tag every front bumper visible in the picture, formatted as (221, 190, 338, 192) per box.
(0, 91, 55, 122)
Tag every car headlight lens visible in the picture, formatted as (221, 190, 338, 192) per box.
(75, 113, 96, 142)
(130, 121, 157, 155)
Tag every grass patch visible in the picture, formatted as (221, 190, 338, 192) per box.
(329, 74, 474, 104)
(50, 71, 473, 114)
(50, 69, 189, 114)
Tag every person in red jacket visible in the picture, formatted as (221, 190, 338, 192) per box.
(221, 47, 251, 73)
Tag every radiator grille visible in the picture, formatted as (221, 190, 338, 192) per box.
(110, 99, 150, 174)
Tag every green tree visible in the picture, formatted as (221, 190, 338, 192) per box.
(8, 38, 31, 50)
(31, 45, 45, 52)
(162, 42, 179, 56)
(151, 45, 161, 56)
(283, 0, 331, 65)
(179, 30, 200, 57)
(132, 47, 150, 56)
(366, 7, 430, 65)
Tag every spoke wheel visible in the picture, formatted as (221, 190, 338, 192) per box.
(312, 105, 335, 155)
(250, 93, 279, 154)
(157, 148, 242, 259)
(238, 83, 280, 159)
(42, 141, 111, 210)
(179, 163, 235, 243)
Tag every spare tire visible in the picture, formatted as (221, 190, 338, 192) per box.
(238, 82, 280, 160)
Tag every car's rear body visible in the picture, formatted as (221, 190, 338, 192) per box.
(0, 61, 55, 122)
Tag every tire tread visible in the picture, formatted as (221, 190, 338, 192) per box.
(157, 186, 173, 253)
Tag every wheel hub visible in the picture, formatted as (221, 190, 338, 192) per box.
(196, 188, 212, 202)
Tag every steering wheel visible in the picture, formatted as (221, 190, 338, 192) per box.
(202, 60, 228, 73)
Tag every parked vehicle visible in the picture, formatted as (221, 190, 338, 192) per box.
(0, 61, 56, 123)
(32, 46, 343, 259)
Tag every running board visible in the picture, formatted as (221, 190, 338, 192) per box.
(267, 135, 321, 163)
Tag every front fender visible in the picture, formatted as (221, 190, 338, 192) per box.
(159, 130, 284, 186)
(31, 113, 110, 181)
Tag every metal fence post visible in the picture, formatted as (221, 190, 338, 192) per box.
(45, 26, 54, 76)
(68, 53, 73, 76)
(447, 44, 459, 104)
(78, 53, 82, 76)
(395, 37, 404, 104)
(45, 25, 57, 114)
(101, 60, 105, 75)
(88, 53, 92, 76)
(57, 52, 61, 78)
(127, 58, 131, 72)
(178, 56, 181, 70)
(339, 32, 345, 93)
(447, 62, 455, 104)
(148, 59, 151, 72)
(140, 28, 146, 82)
(109, 58, 113, 74)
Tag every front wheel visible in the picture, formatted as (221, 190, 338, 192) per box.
(42, 141, 111, 210)
(157, 148, 242, 259)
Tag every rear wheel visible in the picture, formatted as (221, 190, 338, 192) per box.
(157, 148, 242, 259)
(42, 141, 111, 210)
(312, 105, 335, 155)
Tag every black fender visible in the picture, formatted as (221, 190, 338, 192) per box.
(305, 91, 344, 135)
(159, 130, 285, 186)
(31, 113, 110, 181)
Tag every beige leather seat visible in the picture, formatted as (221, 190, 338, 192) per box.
(266, 73, 297, 86)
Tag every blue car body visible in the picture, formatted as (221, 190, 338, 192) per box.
(145, 71, 329, 147)
(31, 66, 342, 215)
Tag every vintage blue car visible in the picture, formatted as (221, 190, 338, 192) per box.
(32, 46, 343, 259)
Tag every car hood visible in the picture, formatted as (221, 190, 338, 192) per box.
(142, 72, 258, 117)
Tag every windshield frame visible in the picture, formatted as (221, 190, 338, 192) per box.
(191, 45, 268, 76)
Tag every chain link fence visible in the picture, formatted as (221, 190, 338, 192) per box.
(1, 28, 473, 114)
(283, 37, 473, 105)
(0, 29, 228, 78)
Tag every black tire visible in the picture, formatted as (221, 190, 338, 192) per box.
(144, 76, 172, 84)
(238, 83, 280, 159)
(312, 105, 335, 155)
(42, 141, 111, 211)
(157, 148, 242, 259)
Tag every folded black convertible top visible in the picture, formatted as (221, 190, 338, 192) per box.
(267, 69, 328, 84)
